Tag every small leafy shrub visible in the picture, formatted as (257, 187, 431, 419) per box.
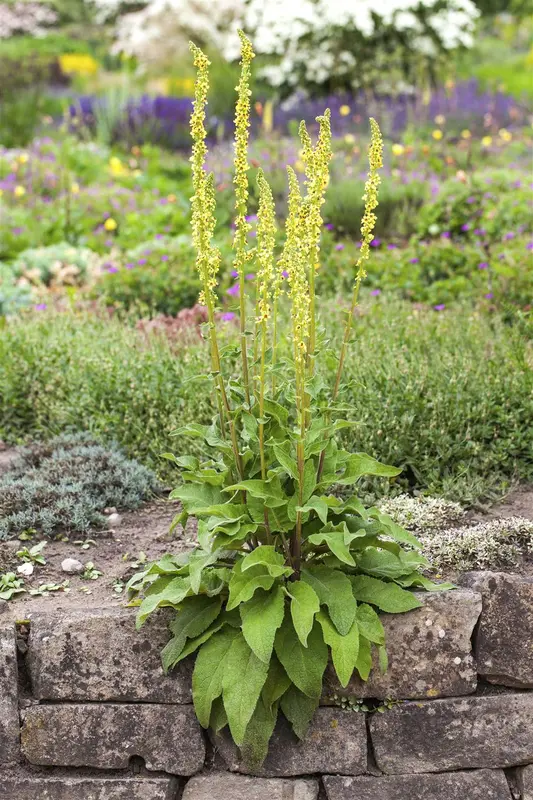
(377, 495, 465, 534)
(10, 242, 101, 289)
(0, 433, 159, 540)
(94, 237, 203, 316)
(129, 35, 452, 769)
(421, 517, 533, 571)
(0, 264, 32, 316)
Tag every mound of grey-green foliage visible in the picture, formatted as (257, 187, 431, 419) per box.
(0, 434, 159, 540)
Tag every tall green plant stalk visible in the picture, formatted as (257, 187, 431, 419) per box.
(232, 31, 255, 407)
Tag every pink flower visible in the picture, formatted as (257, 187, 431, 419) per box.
(227, 284, 240, 297)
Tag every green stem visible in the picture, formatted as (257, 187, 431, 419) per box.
(258, 319, 271, 544)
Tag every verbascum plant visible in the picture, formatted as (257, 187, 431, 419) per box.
(130, 33, 452, 767)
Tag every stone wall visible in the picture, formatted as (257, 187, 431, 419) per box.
(0, 571, 532, 799)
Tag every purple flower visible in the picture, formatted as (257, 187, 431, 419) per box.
(12, 227, 23, 235)
(478, 262, 489, 270)
(161, 255, 169, 262)
(409, 257, 419, 264)
(484, 292, 494, 299)
(231, 270, 239, 277)
(441, 231, 450, 239)
(221, 312, 236, 321)
(125, 262, 135, 269)
(227, 284, 240, 297)
(335, 243, 345, 251)
(138, 258, 147, 266)
(282, 270, 289, 279)
(461, 223, 470, 232)
(370, 238, 381, 248)
(106, 265, 118, 273)
(433, 304, 446, 311)
(324, 223, 335, 231)
(527, 242, 533, 251)
(245, 273, 255, 280)
(504, 232, 515, 240)
(34, 303, 47, 311)
(155, 233, 164, 240)
(466, 196, 476, 204)
(387, 243, 397, 250)
(370, 289, 381, 296)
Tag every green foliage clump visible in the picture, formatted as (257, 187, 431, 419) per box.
(94, 237, 203, 316)
(0, 264, 32, 316)
(0, 433, 159, 540)
(9, 242, 101, 288)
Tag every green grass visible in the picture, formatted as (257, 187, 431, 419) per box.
(1, 300, 531, 506)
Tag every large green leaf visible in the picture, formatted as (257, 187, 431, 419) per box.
(317, 611, 359, 688)
(188, 550, 223, 594)
(224, 479, 286, 507)
(356, 603, 386, 645)
(280, 685, 319, 740)
(288, 580, 320, 647)
(273, 442, 299, 480)
(226, 561, 275, 611)
(169, 483, 225, 512)
(355, 634, 373, 681)
(336, 453, 401, 486)
(241, 545, 293, 578)
(307, 524, 356, 566)
(351, 575, 423, 613)
(261, 656, 291, 711)
(240, 585, 286, 663)
(209, 697, 228, 733)
(274, 617, 328, 699)
(357, 547, 410, 580)
(240, 696, 279, 769)
(301, 566, 358, 636)
(192, 627, 239, 728)
(301, 458, 317, 504)
(222, 633, 270, 746)
(161, 595, 222, 672)
(136, 576, 191, 628)
(297, 495, 329, 525)
(366, 508, 421, 548)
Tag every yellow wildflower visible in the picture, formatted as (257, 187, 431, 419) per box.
(461, 129, 471, 139)
(432, 130, 443, 141)
(232, 31, 255, 282)
(391, 143, 404, 156)
(499, 128, 512, 142)
(109, 156, 128, 177)
(284, 167, 309, 367)
(104, 218, 117, 231)
(481, 136, 492, 147)
(14, 185, 26, 197)
(434, 114, 446, 126)
(339, 105, 351, 117)
(18, 153, 29, 164)
(355, 118, 383, 278)
(71, 182, 80, 194)
(59, 53, 99, 77)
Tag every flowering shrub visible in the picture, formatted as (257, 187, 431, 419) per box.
(0, 1, 57, 38)
(10, 242, 101, 290)
(240, 0, 480, 95)
(129, 33, 452, 767)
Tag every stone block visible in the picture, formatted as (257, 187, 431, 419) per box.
(460, 572, 533, 687)
(21, 703, 205, 775)
(370, 693, 533, 774)
(212, 707, 366, 777)
(324, 590, 480, 701)
(27, 607, 192, 703)
(0, 774, 178, 800)
(521, 765, 533, 800)
(182, 773, 319, 800)
(323, 770, 512, 800)
(0, 624, 19, 764)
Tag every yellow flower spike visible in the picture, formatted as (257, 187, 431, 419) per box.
(284, 167, 310, 369)
(188, 42, 221, 310)
(432, 130, 443, 141)
(256, 170, 277, 322)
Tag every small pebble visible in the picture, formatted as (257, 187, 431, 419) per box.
(61, 558, 84, 575)
(17, 562, 34, 577)
(104, 507, 117, 515)
(438, 629, 446, 639)
(453, 657, 462, 665)
(107, 513, 122, 528)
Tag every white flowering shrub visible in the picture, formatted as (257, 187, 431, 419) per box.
(0, 1, 57, 38)
(102, 0, 479, 92)
(378, 494, 465, 534)
(239, 0, 480, 94)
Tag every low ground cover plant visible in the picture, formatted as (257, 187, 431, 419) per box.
(128, 34, 454, 767)
(0, 433, 158, 540)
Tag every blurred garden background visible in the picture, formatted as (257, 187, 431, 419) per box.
(0, 0, 532, 509)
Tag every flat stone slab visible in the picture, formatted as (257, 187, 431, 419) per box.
(27, 607, 192, 703)
(0, 774, 178, 800)
(521, 766, 533, 800)
(182, 773, 319, 800)
(323, 770, 512, 800)
(324, 590, 480, 700)
(0, 624, 20, 764)
(460, 572, 533, 687)
(212, 707, 366, 776)
(21, 703, 204, 775)
(370, 693, 533, 773)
